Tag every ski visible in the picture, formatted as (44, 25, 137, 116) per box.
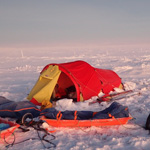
(89, 90, 140, 105)
(107, 90, 133, 98)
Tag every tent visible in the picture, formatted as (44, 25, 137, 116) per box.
(27, 60, 122, 106)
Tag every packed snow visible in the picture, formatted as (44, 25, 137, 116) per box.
(0, 47, 150, 150)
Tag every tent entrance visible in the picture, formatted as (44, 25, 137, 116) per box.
(51, 72, 77, 101)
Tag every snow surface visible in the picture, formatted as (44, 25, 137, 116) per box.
(0, 47, 150, 150)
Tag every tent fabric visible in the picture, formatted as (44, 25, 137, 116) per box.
(40, 102, 129, 120)
(0, 96, 40, 119)
(28, 65, 61, 105)
(27, 60, 122, 105)
(92, 102, 129, 119)
(95, 68, 122, 94)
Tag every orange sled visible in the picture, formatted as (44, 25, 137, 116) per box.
(41, 116, 132, 127)
(0, 117, 20, 139)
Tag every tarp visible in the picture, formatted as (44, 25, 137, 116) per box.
(0, 96, 40, 119)
(27, 60, 122, 105)
(40, 102, 129, 120)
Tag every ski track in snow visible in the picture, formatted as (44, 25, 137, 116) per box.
(0, 48, 150, 150)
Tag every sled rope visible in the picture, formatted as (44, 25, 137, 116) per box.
(114, 114, 144, 130)
(4, 116, 56, 149)
(33, 122, 56, 149)
(0, 130, 16, 148)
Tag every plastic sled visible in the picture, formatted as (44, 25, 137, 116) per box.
(0, 117, 20, 140)
(41, 116, 132, 127)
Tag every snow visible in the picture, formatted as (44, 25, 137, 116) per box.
(0, 47, 150, 150)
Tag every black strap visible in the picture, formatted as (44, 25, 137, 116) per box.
(5, 113, 56, 149)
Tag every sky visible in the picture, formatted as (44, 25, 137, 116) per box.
(0, 0, 150, 49)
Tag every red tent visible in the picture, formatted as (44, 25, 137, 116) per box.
(27, 60, 122, 105)
(41, 60, 122, 102)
